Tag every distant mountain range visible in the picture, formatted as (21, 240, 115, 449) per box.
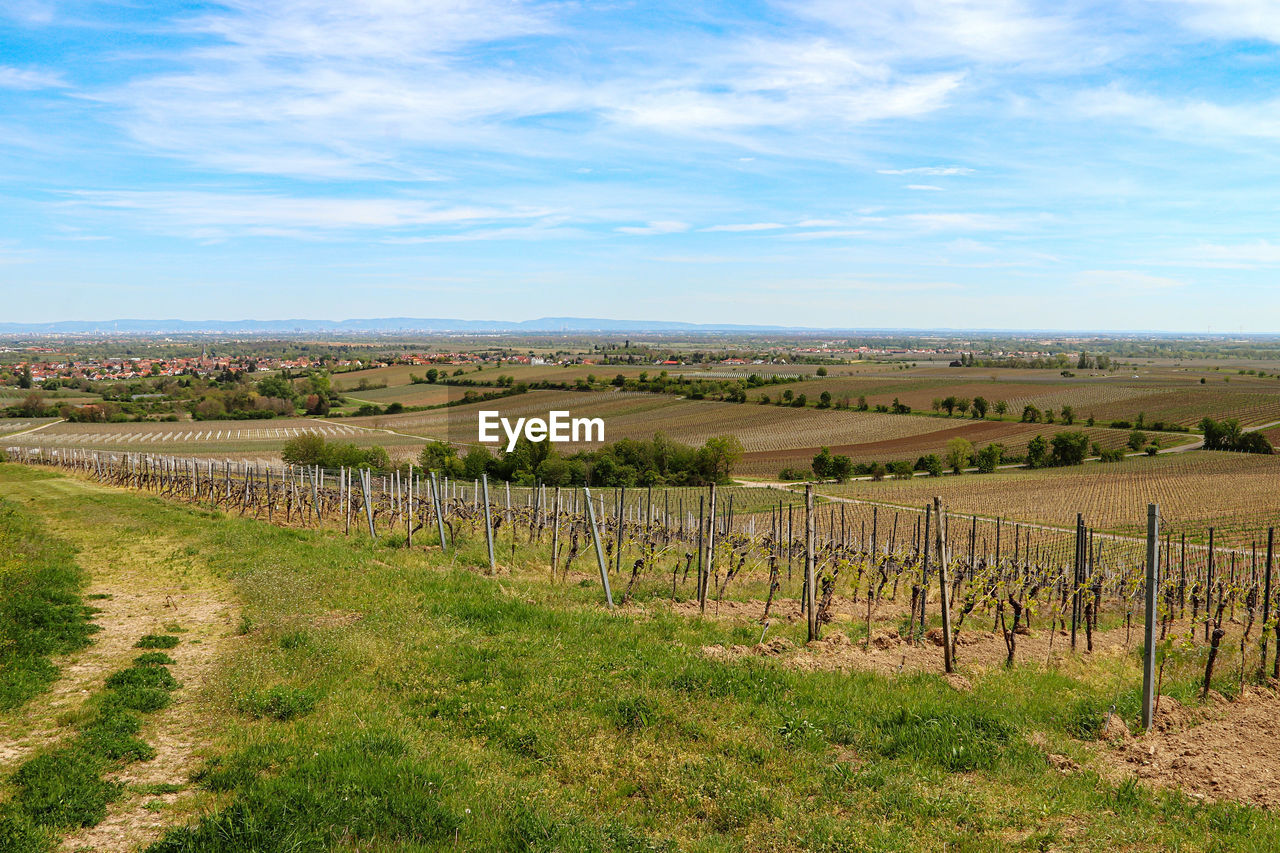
(0, 318, 1256, 337)
(0, 317, 813, 335)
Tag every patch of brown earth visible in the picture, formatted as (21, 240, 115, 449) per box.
(1102, 686, 1280, 808)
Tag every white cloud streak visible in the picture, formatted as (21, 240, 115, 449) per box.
(0, 66, 65, 89)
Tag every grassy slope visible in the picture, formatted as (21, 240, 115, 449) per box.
(0, 481, 94, 709)
(2, 464, 1279, 851)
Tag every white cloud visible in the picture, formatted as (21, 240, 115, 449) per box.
(0, 66, 65, 90)
(62, 190, 555, 238)
(900, 213, 1011, 230)
(877, 166, 975, 175)
(701, 223, 788, 232)
(616, 221, 689, 235)
(783, 0, 1104, 69)
(1162, 0, 1280, 44)
(1075, 270, 1185, 290)
(1074, 85, 1280, 144)
(1167, 241, 1280, 269)
(906, 184, 943, 191)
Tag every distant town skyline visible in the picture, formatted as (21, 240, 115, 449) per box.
(4, 1, 1280, 331)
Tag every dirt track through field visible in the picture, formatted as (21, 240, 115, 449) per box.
(0, 475, 239, 852)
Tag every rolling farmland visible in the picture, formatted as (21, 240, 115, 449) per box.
(1, 417, 427, 461)
(816, 450, 1280, 547)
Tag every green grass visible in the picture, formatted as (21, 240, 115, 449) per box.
(0, 624, 182, 850)
(0, 496, 95, 710)
(6, 463, 1280, 851)
(135, 634, 181, 649)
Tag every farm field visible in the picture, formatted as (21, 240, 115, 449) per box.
(0, 388, 102, 406)
(341, 383, 472, 408)
(348, 389, 956, 453)
(741, 421, 1196, 478)
(0, 418, 58, 438)
(815, 450, 1280, 548)
(2, 388, 1197, 475)
(0, 416, 428, 461)
(7, 461, 1280, 850)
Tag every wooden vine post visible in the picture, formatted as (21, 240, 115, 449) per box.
(805, 485, 817, 642)
(583, 487, 615, 609)
(1141, 503, 1159, 731)
(935, 497, 953, 674)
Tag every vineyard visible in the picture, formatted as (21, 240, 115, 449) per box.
(11, 441, 1280, 849)
(10, 444, 1279, 707)
(1, 417, 427, 460)
(817, 451, 1280, 548)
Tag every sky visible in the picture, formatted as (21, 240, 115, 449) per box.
(3, 1, 1280, 331)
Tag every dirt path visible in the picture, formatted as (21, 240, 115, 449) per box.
(0, 474, 240, 852)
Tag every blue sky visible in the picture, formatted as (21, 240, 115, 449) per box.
(3, 1, 1280, 330)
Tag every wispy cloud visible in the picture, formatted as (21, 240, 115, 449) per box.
(1073, 85, 1280, 144)
(62, 190, 556, 238)
(878, 166, 974, 176)
(906, 184, 943, 191)
(1164, 241, 1280, 269)
(701, 223, 788, 232)
(1075, 270, 1185, 290)
(616, 221, 689, 236)
(1163, 0, 1280, 44)
(0, 66, 65, 89)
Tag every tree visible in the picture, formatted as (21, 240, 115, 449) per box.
(791, 393, 807, 408)
(304, 393, 330, 416)
(817, 391, 832, 409)
(1201, 416, 1272, 454)
(917, 454, 944, 477)
(418, 440, 458, 470)
(942, 396, 958, 416)
(868, 461, 887, 481)
(18, 364, 32, 389)
(856, 395, 869, 411)
(816, 366, 828, 376)
(699, 435, 743, 482)
(945, 437, 973, 474)
(1026, 435, 1050, 468)
(462, 447, 492, 479)
(994, 400, 1008, 417)
(830, 454, 854, 482)
(975, 443, 1003, 473)
(256, 375, 296, 402)
(425, 368, 439, 383)
(956, 398, 971, 417)
(812, 446, 834, 480)
(282, 432, 327, 466)
(1128, 429, 1147, 451)
(1060, 405, 1075, 425)
(1050, 430, 1090, 466)
(1021, 405, 1041, 423)
(888, 459, 914, 479)
(17, 392, 46, 418)
(971, 396, 988, 419)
